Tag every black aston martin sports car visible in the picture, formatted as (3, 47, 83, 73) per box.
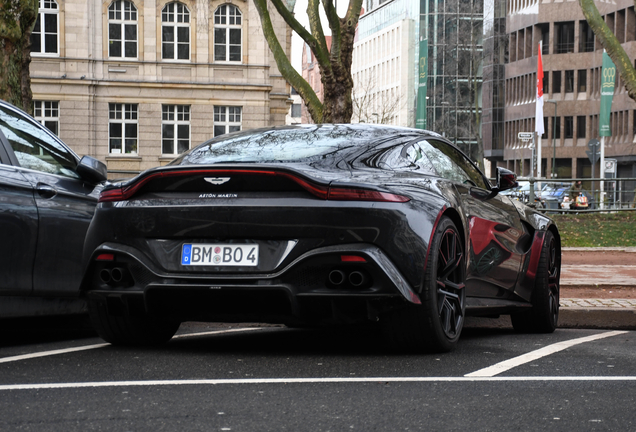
(81, 124, 561, 352)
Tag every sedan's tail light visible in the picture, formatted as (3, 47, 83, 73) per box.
(98, 169, 410, 203)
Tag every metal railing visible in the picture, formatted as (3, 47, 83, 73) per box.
(513, 177, 636, 213)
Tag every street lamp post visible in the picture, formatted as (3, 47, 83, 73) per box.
(545, 100, 557, 178)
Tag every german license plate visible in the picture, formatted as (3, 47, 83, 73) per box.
(181, 244, 259, 266)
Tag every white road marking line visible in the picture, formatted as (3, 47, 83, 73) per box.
(1, 376, 636, 391)
(465, 330, 629, 377)
(0, 328, 263, 364)
(0, 344, 110, 365)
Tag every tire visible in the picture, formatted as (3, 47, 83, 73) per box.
(511, 230, 560, 333)
(383, 216, 466, 353)
(88, 296, 180, 346)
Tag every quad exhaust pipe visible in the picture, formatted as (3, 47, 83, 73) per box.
(99, 267, 128, 285)
(328, 269, 370, 288)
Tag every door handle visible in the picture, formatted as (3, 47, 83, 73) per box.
(36, 183, 57, 199)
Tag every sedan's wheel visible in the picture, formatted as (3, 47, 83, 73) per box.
(87, 295, 180, 346)
(511, 230, 560, 333)
(383, 216, 466, 353)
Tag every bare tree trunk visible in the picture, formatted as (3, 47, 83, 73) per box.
(578, 0, 636, 103)
(254, 0, 362, 124)
(0, 0, 38, 114)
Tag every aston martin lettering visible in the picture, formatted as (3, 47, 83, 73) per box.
(198, 193, 238, 198)
(204, 177, 231, 185)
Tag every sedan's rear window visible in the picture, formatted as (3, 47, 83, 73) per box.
(170, 124, 408, 165)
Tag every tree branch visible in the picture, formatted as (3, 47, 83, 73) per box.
(321, 0, 341, 59)
(306, 0, 331, 72)
(253, 0, 323, 122)
(579, 0, 636, 102)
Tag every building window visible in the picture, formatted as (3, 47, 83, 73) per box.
(31, 0, 59, 55)
(553, 71, 562, 94)
(579, 20, 595, 52)
(108, 0, 138, 59)
(565, 70, 574, 93)
(291, 104, 301, 118)
(33, 101, 60, 135)
(543, 73, 549, 95)
(555, 21, 575, 54)
(577, 69, 587, 93)
(162, 105, 190, 155)
(214, 5, 242, 62)
(109, 103, 138, 154)
(213, 106, 241, 136)
(162, 2, 190, 60)
(564, 116, 573, 139)
(553, 116, 561, 139)
(541, 117, 548, 139)
(577, 116, 586, 139)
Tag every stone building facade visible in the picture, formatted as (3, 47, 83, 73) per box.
(29, 0, 292, 177)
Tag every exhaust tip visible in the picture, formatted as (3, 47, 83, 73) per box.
(328, 269, 346, 286)
(99, 269, 112, 284)
(349, 271, 367, 287)
(110, 267, 127, 283)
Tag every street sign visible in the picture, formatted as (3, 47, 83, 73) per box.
(588, 138, 600, 150)
(604, 159, 617, 174)
(586, 149, 600, 164)
(518, 132, 533, 140)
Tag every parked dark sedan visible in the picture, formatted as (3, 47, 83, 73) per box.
(0, 100, 107, 318)
(82, 124, 561, 352)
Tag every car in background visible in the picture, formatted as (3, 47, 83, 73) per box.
(81, 124, 561, 352)
(0, 100, 107, 318)
(500, 180, 546, 208)
(542, 182, 593, 210)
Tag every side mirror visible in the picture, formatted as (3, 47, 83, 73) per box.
(496, 167, 518, 192)
(76, 155, 108, 184)
(472, 167, 518, 200)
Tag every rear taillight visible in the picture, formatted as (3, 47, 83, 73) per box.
(98, 188, 125, 203)
(98, 169, 410, 203)
(327, 187, 409, 202)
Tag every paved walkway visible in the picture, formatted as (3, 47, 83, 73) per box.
(560, 298, 636, 309)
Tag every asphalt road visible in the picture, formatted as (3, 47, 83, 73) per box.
(1, 320, 635, 431)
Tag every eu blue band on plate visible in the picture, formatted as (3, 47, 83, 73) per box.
(181, 244, 192, 265)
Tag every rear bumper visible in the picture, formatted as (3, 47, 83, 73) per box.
(83, 243, 421, 324)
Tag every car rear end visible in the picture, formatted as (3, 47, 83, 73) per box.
(81, 164, 435, 327)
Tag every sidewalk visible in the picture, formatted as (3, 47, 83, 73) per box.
(559, 247, 636, 330)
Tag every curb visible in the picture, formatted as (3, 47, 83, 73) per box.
(464, 307, 636, 331)
(559, 307, 636, 330)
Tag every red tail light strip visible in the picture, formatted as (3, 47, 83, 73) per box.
(341, 255, 367, 262)
(98, 169, 410, 203)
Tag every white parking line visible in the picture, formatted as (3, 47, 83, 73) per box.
(1, 375, 636, 391)
(465, 330, 628, 377)
(0, 328, 263, 364)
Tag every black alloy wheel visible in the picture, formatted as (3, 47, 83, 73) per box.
(383, 216, 466, 352)
(435, 221, 466, 341)
(511, 230, 560, 333)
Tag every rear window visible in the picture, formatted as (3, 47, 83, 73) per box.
(170, 124, 408, 165)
